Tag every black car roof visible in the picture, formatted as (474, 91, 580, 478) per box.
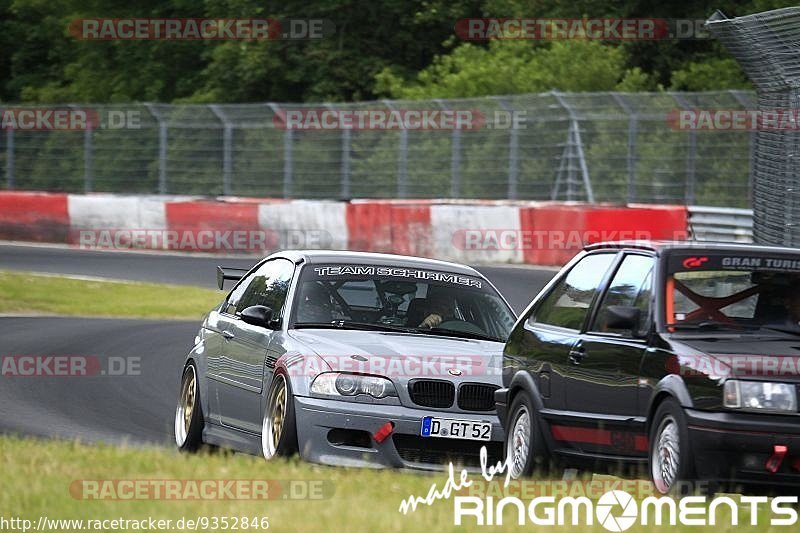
(264, 249, 482, 277)
(585, 240, 800, 256)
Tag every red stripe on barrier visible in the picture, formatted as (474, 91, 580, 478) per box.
(520, 204, 688, 265)
(165, 200, 264, 253)
(0, 192, 69, 242)
(346, 202, 432, 256)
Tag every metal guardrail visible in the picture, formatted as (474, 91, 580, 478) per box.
(688, 205, 754, 242)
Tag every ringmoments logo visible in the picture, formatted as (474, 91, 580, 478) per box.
(397, 449, 800, 529)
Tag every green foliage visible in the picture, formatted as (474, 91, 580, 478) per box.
(376, 40, 655, 99)
(0, 0, 786, 104)
(670, 58, 752, 91)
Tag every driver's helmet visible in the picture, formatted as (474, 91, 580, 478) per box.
(297, 282, 333, 323)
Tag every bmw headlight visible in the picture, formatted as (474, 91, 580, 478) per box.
(723, 380, 797, 412)
(310, 373, 397, 399)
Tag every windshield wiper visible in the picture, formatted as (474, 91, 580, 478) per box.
(418, 327, 504, 343)
(294, 320, 415, 334)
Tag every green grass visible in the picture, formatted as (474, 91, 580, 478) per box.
(0, 436, 466, 532)
(0, 271, 221, 319)
(0, 436, 787, 533)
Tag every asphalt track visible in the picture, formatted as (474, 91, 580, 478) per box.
(0, 243, 555, 447)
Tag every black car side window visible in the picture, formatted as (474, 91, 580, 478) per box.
(530, 253, 616, 330)
(236, 259, 294, 316)
(591, 254, 654, 336)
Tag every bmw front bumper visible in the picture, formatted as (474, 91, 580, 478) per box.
(294, 395, 504, 471)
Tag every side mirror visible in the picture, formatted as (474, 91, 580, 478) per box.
(240, 305, 275, 329)
(605, 305, 641, 331)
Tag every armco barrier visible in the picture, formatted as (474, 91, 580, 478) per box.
(0, 192, 691, 266)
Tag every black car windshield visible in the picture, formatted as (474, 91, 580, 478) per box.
(666, 252, 800, 333)
(292, 263, 516, 341)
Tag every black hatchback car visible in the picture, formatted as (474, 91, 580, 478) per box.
(496, 241, 800, 494)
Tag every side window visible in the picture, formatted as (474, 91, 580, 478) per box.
(592, 254, 654, 336)
(223, 269, 257, 315)
(531, 253, 616, 330)
(236, 259, 295, 316)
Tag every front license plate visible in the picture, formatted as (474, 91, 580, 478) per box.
(420, 416, 492, 441)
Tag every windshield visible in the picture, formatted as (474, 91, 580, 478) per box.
(292, 263, 516, 342)
(666, 252, 800, 333)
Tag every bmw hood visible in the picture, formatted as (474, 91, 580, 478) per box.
(287, 329, 504, 385)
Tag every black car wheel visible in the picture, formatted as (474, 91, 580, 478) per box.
(505, 392, 550, 478)
(262, 373, 298, 460)
(175, 362, 204, 451)
(649, 398, 696, 495)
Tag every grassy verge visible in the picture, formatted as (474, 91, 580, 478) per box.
(0, 436, 784, 533)
(0, 271, 221, 319)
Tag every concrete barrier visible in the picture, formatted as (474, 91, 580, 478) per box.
(0, 192, 690, 266)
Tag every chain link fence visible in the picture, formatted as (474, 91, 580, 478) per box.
(0, 91, 756, 206)
(708, 7, 800, 245)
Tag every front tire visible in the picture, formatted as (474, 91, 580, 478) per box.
(175, 363, 204, 451)
(262, 373, 298, 460)
(649, 398, 696, 495)
(505, 391, 551, 479)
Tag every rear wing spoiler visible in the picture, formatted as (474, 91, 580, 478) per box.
(216, 266, 248, 290)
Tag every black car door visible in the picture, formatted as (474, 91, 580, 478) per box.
(506, 252, 617, 415)
(562, 252, 655, 457)
(216, 258, 295, 433)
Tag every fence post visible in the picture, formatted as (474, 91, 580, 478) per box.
(5, 128, 13, 189)
(210, 105, 233, 196)
(496, 98, 519, 200)
(145, 104, 168, 194)
(671, 93, 696, 205)
(384, 100, 407, 198)
(73, 105, 93, 193)
(84, 126, 93, 193)
(327, 103, 350, 199)
(612, 93, 637, 204)
(268, 103, 293, 198)
(436, 99, 461, 197)
(341, 127, 351, 199)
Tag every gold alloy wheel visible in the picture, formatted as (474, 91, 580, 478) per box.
(175, 365, 196, 447)
(262, 374, 288, 459)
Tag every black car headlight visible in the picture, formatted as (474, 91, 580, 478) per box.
(310, 372, 398, 399)
(723, 380, 797, 413)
